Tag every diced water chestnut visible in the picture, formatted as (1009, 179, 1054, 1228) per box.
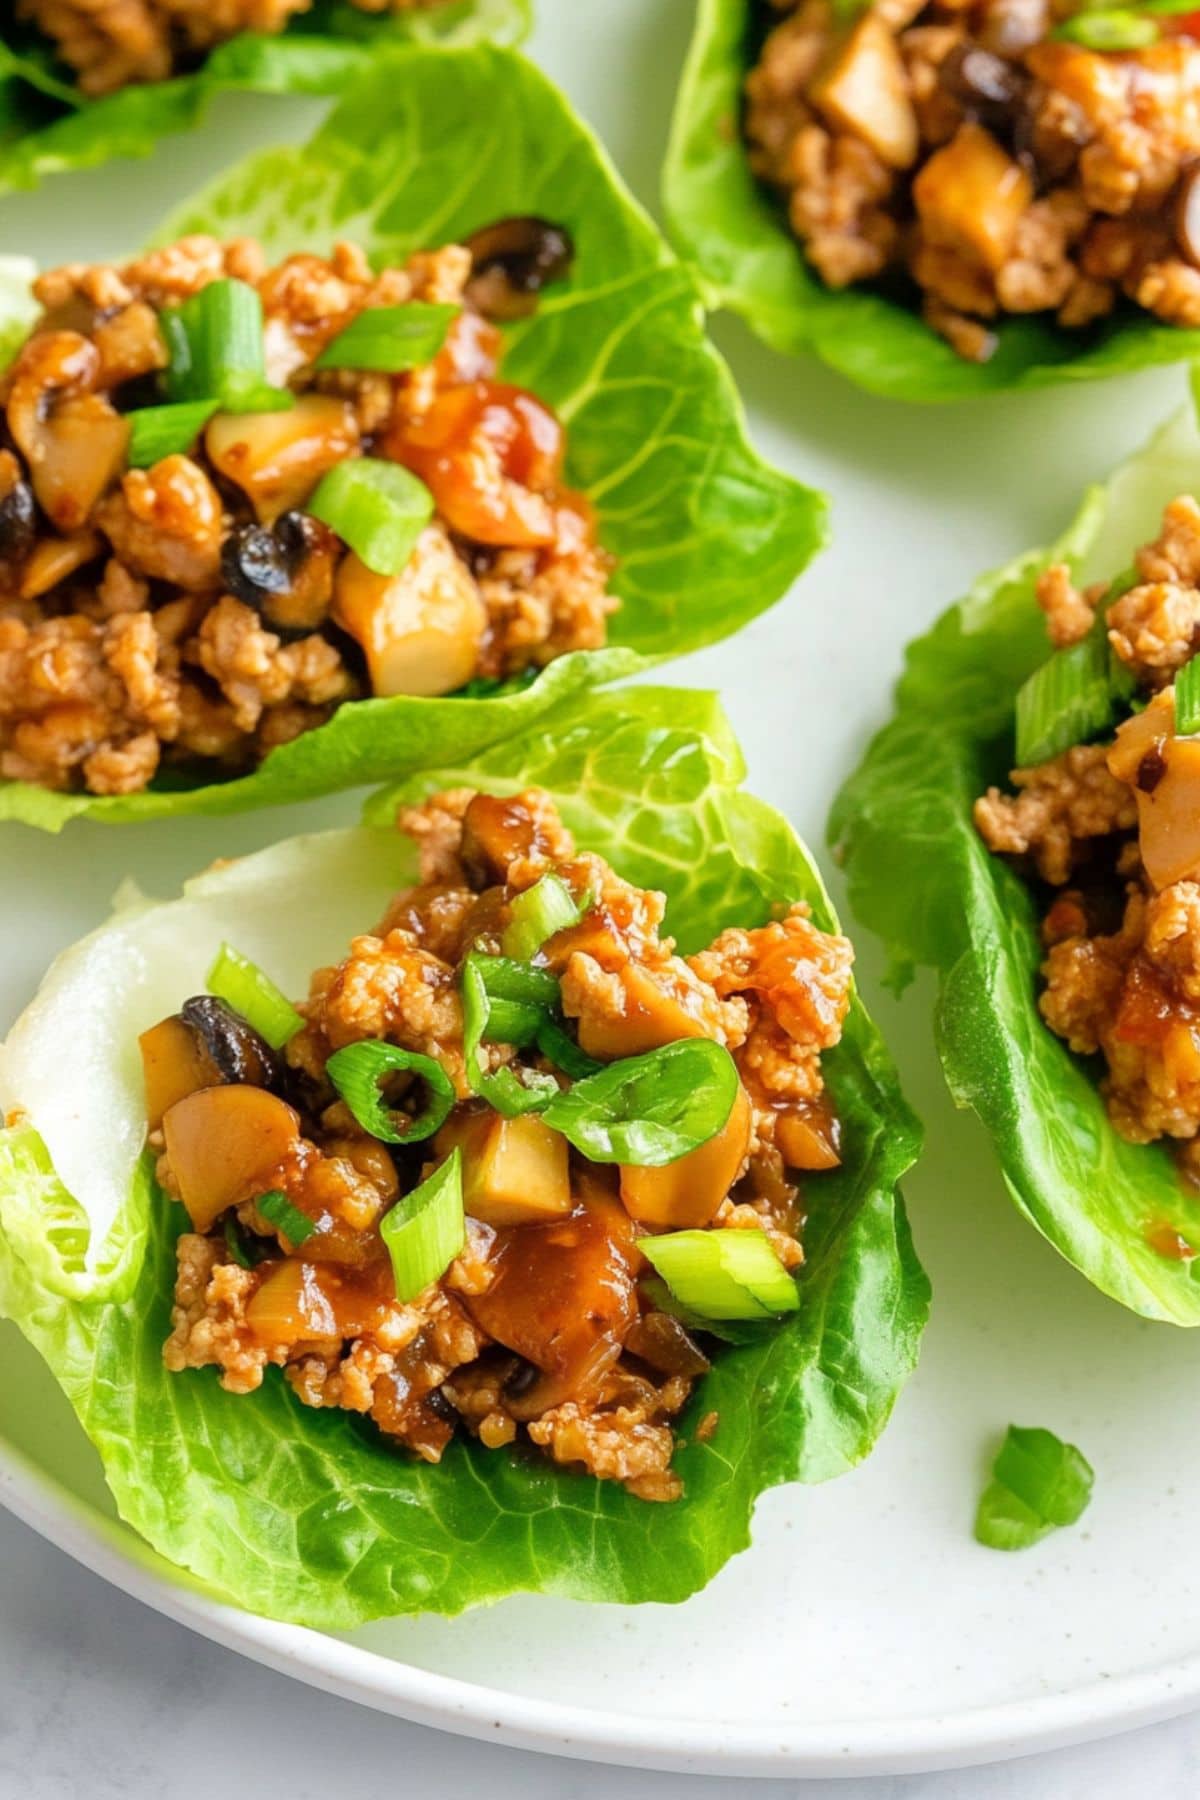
(620, 1084, 752, 1228)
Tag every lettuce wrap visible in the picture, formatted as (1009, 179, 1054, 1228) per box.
(0, 45, 826, 831)
(663, 0, 1200, 401)
(830, 393, 1200, 1323)
(0, 686, 926, 1626)
(0, 1, 528, 193)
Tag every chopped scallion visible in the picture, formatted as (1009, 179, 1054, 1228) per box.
(1175, 656, 1200, 735)
(381, 1148, 466, 1303)
(127, 399, 218, 468)
(162, 278, 293, 415)
(534, 1016, 602, 1080)
(315, 302, 458, 372)
(1014, 624, 1118, 767)
(325, 1039, 455, 1144)
(223, 1213, 256, 1270)
(542, 1037, 739, 1166)
(460, 956, 558, 1118)
(1053, 8, 1158, 46)
(637, 1229, 799, 1322)
(308, 457, 433, 577)
(640, 1274, 770, 1345)
(206, 942, 304, 1050)
(975, 1424, 1094, 1551)
(255, 1189, 316, 1246)
(501, 873, 590, 962)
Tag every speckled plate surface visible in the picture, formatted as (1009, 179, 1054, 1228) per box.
(4, 0, 1200, 1777)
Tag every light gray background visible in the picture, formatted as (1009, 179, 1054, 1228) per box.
(3, 1, 1200, 1793)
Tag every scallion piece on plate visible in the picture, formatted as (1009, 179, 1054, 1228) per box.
(1175, 656, 1200, 735)
(1053, 8, 1158, 47)
(315, 302, 458, 373)
(381, 1147, 466, 1303)
(162, 278, 293, 415)
(975, 1424, 1094, 1551)
(127, 399, 219, 468)
(325, 1039, 455, 1144)
(638, 1229, 799, 1322)
(308, 458, 434, 577)
(460, 956, 558, 1118)
(501, 873, 590, 962)
(542, 1037, 739, 1166)
(206, 942, 304, 1050)
(255, 1189, 316, 1246)
(1014, 627, 1117, 767)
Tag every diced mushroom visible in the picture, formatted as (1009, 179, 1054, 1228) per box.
(245, 1260, 337, 1346)
(139, 1014, 223, 1131)
(620, 1084, 751, 1228)
(1109, 691, 1200, 889)
(465, 1192, 639, 1418)
(205, 396, 359, 524)
(161, 1085, 301, 1233)
(6, 330, 131, 532)
(19, 531, 103, 602)
(436, 1112, 572, 1227)
(0, 453, 35, 564)
(219, 512, 336, 635)
(332, 525, 486, 698)
(913, 122, 1032, 272)
(810, 14, 920, 170)
(464, 216, 575, 321)
(624, 1311, 711, 1378)
(460, 790, 557, 888)
(178, 995, 283, 1091)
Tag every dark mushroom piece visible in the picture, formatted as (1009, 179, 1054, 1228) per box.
(219, 511, 337, 636)
(625, 1311, 712, 1380)
(464, 216, 575, 322)
(938, 43, 1031, 146)
(179, 995, 285, 1092)
(0, 460, 36, 564)
(1177, 165, 1200, 269)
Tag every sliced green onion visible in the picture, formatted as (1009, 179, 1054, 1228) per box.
(1140, 0, 1200, 13)
(127, 399, 218, 468)
(501, 874, 590, 962)
(309, 457, 433, 577)
(637, 1229, 799, 1322)
(1175, 656, 1200, 735)
(534, 1016, 602, 1080)
(461, 956, 558, 1118)
(325, 1040, 454, 1144)
(640, 1274, 770, 1345)
(255, 1189, 316, 1246)
(315, 302, 458, 372)
(206, 942, 304, 1050)
(475, 956, 561, 1009)
(223, 1213, 256, 1269)
(381, 1147, 466, 1303)
(162, 278, 293, 415)
(483, 997, 546, 1047)
(542, 1037, 738, 1166)
(1053, 9, 1158, 47)
(975, 1424, 1094, 1551)
(1014, 624, 1117, 767)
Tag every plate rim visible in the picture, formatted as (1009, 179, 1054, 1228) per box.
(2, 1431, 1196, 1778)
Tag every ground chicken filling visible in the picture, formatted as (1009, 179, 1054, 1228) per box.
(974, 492, 1200, 1174)
(746, 0, 1200, 360)
(18, 0, 452, 95)
(148, 788, 853, 1500)
(0, 227, 613, 796)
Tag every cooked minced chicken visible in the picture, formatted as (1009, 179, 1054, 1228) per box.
(148, 788, 852, 1498)
(747, 0, 1200, 360)
(0, 230, 612, 796)
(19, 0, 451, 94)
(976, 495, 1200, 1167)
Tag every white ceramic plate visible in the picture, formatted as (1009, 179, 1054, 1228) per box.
(4, 0, 1200, 1777)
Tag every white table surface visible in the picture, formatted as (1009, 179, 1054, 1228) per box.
(4, 1, 1200, 1792)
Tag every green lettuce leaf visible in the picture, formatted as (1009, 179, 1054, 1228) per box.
(0, 0, 530, 192)
(0, 687, 926, 1625)
(663, 0, 1200, 400)
(830, 398, 1200, 1323)
(0, 46, 825, 831)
